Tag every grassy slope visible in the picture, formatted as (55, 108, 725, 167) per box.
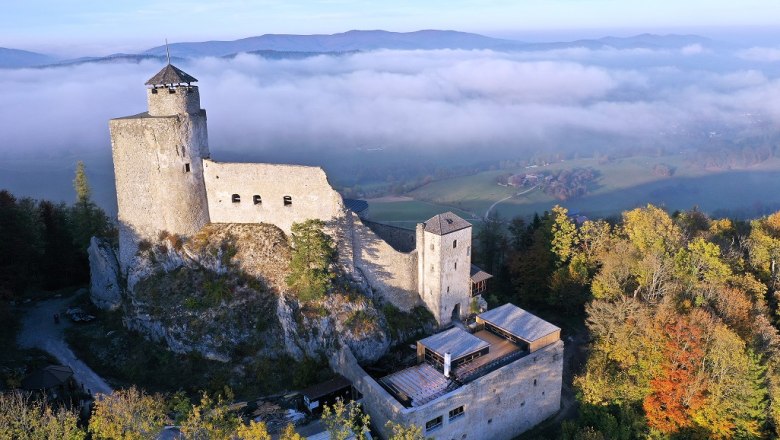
(367, 155, 780, 223)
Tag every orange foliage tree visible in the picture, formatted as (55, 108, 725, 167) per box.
(643, 317, 707, 433)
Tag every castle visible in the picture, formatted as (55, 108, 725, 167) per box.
(108, 63, 563, 438)
(110, 63, 488, 326)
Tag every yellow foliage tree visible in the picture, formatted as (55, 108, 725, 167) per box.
(236, 420, 272, 440)
(89, 387, 167, 440)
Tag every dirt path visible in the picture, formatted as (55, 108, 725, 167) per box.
(484, 185, 538, 220)
(17, 295, 113, 396)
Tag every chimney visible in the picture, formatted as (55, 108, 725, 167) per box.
(444, 352, 452, 378)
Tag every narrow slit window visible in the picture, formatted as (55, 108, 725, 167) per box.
(253, 195, 262, 205)
(454, 261, 457, 270)
(453, 239, 458, 248)
(184, 163, 190, 173)
(467, 246, 471, 256)
(283, 196, 292, 206)
(231, 194, 241, 203)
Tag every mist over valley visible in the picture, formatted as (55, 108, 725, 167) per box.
(3, 30, 780, 221)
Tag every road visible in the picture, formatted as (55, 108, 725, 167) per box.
(484, 185, 538, 220)
(17, 294, 113, 396)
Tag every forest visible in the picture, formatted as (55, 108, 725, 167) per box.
(476, 204, 780, 439)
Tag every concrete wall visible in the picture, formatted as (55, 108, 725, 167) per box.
(110, 110, 210, 272)
(417, 227, 473, 325)
(335, 340, 564, 440)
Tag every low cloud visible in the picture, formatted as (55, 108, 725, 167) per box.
(0, 47, 778, 163)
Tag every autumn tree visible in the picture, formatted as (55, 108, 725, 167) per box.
(180, 392, 241, 440)
(286, 219, 336, 301)
(643, 315, 707, 433)
(0, 391, 85, 440)
(279, 423, 304, 440)
(236, 420, 272, 440)
(322, 399, 371, 440)
(89, 387, 168, 440)
(386, 420, 428, 440)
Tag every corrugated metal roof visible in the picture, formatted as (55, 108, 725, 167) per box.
(478, 303, 560, 343)
(470, 264, 493, 283)
(379, 363, 454, 407)
(419, 327, 489, 360)
(423, 212, 471, 235)
(145, 64, 198, 86)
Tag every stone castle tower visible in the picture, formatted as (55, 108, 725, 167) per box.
(109, 64, 211, 270)
(416, 212, 473, 325)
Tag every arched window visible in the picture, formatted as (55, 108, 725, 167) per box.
(253, 195, 262, 205)
(283, 196, 292, 206)
(231, 194, 240, 203)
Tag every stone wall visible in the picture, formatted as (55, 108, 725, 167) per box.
(110, 111, 210, 272)
(336, 340, 563, 440)
(350, 213, 421, 311)
(147, 86, 201, 116)
(203, 161, 420, 310)
(362, 221, 416, 253)
(203, 160, 345, 235)
(417, 227, 473, 325)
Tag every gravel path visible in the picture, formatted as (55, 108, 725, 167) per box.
(17, 295, 113, 396)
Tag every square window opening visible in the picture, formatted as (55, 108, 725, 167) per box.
(283, 196, 292, 206)
(253, 195, 262, 205)
(231, 194, 241, 203)
(425, 416, 443, 433)
(449, 406, 465, 421)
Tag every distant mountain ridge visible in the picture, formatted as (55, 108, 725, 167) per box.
(1, 30, 715, 69)
(0, 47, 56, 68)
(143, 30, 520, 57)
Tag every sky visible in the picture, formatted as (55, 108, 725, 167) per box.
(4, 0, 780, 56)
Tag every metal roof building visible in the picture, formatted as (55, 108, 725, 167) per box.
(476, 303, 561, 352)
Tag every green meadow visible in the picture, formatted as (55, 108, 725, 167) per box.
(366, 155, 780, 225)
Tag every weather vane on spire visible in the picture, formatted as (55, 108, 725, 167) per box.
(165, 38, 171, 65)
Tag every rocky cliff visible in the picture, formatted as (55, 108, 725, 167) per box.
(90, 223, 426, 369)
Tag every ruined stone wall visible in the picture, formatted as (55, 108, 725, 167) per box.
(203, 160, 345, 234)
(350, 213, 420, 311)
(203, 161, 420, 309)
(417, 227, 473, 325)
(110, 111, 210, 272)
(337, 340, 564, 440)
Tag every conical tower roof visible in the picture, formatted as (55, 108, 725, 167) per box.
(145, 64, 198, 86)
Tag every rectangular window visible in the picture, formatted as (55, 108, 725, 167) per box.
(425, 416, 443, 433)
(184, 163, 190, 173)
(283, 196, 292, 206)
(467, 246, 471, 256)
(454, 261, 457, 270)
(449, 406, 465, 421)
(253, 195, 262, 205)
(231, 194, 241, 203)
(453, 239, 458, 248)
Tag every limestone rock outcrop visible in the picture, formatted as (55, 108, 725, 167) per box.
(88, 236, 122, 311)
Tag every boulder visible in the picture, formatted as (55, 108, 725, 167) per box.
(88, 236, 122, 310)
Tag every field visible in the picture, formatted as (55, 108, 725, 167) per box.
(365, 155, 780, 226)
